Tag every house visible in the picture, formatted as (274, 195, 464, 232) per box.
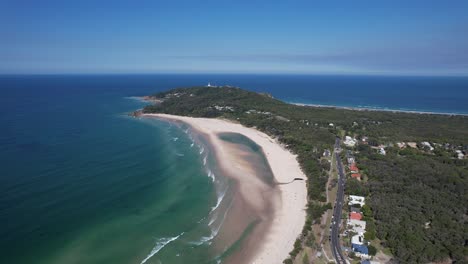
(379, 147, 386, 155)
(455, 150, 464, 159)
(347, 219, 367, 234)
(344, 136, 357, 147)
(361, 260, 380, 264)
(361, 136, 369, 144)
(407, 142, 418, 148)
(396, 142, 406, 149)
(352, 234, 365, 245)
(350, 212, 363, 220)
(349, 195, 365, 206)
(351, 173, 361, 180)
(421, 141, 434, 151)
(323, 149, 331, 157)
(352, 243, 369, 257)
(349, 163, 359, 173)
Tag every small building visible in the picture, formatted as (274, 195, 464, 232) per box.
(352, 243, 369, 257)
(379, 147, 386, 155)
(349, 163, 359, 173)
(350, 212, 363, 220)
(323, 149, 331, 157)
(397, 142, 406, 149)
(344, 136, 357, 147)
(361, 136, 369, 145)
(421, 141, 434, 151)
(349, 195, 365, 207)
(352, 234, 365, 245)
(455, 150, 464, 159)
(351, 173, 362, 180)
(407, 142, 418, 148)
(347, 219, 367, 234)
(362, 260, 380, 264)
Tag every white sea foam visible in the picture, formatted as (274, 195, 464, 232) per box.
(203, 156, 207, 165)
(208, 212, 218, 226)
(176, 153, 185, 157)
(211, 187, 227, 213)
(199, 146, 205, 154)
(140, 232, 184, 264)
(172, 137, 179, 141)
(190, 143, 194, 148)
(207, 170, 215, 182)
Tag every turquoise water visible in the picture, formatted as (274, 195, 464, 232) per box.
(0, 77, 229, 263)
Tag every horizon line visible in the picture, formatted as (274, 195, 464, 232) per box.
(1, 72, 468, 78)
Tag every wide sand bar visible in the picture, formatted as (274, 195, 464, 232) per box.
(144, 114, 307, 264)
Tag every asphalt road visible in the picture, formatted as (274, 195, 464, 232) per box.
(330, 137, 347, 264)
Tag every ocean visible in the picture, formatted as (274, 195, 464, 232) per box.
(1, 74, 467, 264)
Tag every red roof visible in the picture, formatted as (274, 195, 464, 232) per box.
(351, 173, 361, 179)
(350, 212, 362, 220)
(349, 164, 359, 172)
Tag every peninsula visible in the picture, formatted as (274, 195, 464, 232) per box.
(141, 86, 468, 264)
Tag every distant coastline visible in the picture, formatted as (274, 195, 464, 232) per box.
(291, 102, 468, 116)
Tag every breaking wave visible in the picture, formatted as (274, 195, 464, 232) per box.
(140, 232, 184, 264)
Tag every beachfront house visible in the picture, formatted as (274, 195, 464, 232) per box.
(348, 195, 365, 207)
(351, 173, 362, 180)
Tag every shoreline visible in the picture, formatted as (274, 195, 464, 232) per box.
(291, 102, 468, 116)
(143, 113, 308, 264)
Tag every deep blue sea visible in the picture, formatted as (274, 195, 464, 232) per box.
(1, 74, 467, 264)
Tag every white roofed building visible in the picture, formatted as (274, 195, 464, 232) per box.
(347, 219, 367, 234)
(344, 136, 357, 147)
(348, 195, 365, 207)
(352, 234, 365, 245)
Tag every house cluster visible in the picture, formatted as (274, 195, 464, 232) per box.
(345, 135, 386, 155)
(344, 136, 357, 147)
(347, 195, 370, 259)
(347, 151, 361, 180)
(212, 105, 235, 112)
(245, 109, 272, 115)
(396, 141, 467, 159)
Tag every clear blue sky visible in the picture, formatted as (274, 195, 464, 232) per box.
(1, 0, 467, 75)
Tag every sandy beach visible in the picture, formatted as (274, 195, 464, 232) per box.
(292, 102, 468, 116)
(143, 113, 308, 264)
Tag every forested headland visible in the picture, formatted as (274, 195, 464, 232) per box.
(143, 86, 468, 263)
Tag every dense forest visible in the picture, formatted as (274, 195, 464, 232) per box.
(143, 86, 468, 263)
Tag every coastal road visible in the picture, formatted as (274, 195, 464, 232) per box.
(330, 137, 347, 264)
